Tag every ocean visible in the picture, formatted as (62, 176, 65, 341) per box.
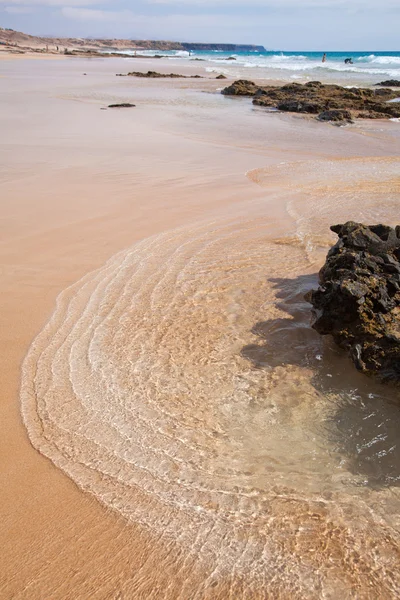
(109, 49, 400, 85)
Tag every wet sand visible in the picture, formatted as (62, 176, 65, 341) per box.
(1, 57, 400, 599)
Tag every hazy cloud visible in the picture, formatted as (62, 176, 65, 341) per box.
(3, 4, 34, 11)
(146, 0, 399, 6)
(61, 7, 259, 27)
(0, 0, 106, 6)
(61, 7, 127, 21)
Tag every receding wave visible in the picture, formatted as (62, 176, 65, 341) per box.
(21, 158, 400, 597)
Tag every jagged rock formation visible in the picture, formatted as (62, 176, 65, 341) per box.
(116, 71, 202, 78)
(221, 80, 400, 121)
(305, 222, 400, 384)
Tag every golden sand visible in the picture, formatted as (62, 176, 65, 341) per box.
(1, 56, 400, 599)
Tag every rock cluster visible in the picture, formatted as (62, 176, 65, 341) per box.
(305, 222, 400, 384)
(221, 80, 400, 121)
(117, 70, 202, 78)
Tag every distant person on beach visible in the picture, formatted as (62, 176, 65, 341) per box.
(322, 53, 327, 63)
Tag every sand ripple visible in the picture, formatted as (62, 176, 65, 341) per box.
(21, 189, 400, 597)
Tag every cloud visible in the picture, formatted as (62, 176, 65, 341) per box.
(3, 4, 35, 11)
(61, 7, 262, 26)
(0, 0, 106, 6)
(61, 7, 132, 21)
(146, 0, 399, 7)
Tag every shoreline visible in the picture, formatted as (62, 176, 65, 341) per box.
(1, 55, 399, 598)
(1, 46, 400, 88)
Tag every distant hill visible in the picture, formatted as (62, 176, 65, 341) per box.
(0, 27, 266, 53)
(182, 43, 266, 52)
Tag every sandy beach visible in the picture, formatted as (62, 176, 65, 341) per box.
(1, 55, 400, 599)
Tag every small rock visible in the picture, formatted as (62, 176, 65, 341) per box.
(108, 103, 136, 108)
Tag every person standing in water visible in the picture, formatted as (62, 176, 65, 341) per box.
(322, 53, 327, 63)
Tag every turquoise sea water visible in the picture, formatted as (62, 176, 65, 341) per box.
(111, 48, 400, 84)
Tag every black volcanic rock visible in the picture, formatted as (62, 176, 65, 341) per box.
(117, 71, 202, 78)
(305, 222, 400, 384)
(108, 103, 135, 108)
(375, 80, 400, 87)
(222, 80, 400, 121)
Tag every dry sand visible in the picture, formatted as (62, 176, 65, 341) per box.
(1, 56, 399, 599)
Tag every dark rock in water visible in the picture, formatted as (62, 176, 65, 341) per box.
(108, 103, 136, 108)
(226, 56, 236, 60)
(222, 80, 400, 121)
(116, 71, 203, 78)
(305, 222, 400, 384)
(375, 80, 400, 87)
(221, 79, 259, 96)
(318, 109, 353, 123)
(216, 74, 227, 79)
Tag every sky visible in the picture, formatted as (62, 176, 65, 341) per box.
(0, 0, 399, 50)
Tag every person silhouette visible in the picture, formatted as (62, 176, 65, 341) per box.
(322, 53, 327, 63)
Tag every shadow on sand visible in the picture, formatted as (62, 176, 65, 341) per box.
(241, 274, 400, 488)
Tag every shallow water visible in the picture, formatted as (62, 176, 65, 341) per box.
(21, 152, 400, 598)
